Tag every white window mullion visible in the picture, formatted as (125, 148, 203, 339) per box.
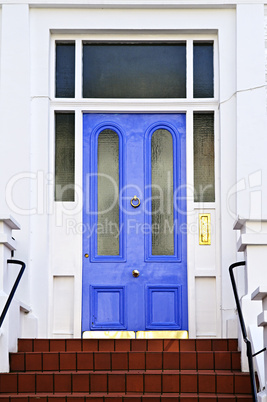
(75, 108, 83, 200)
(213, 38, 219, 101)
(185, 108, 196, 338)
(186, 39, 194, 100)
(50, 37, 56, 99)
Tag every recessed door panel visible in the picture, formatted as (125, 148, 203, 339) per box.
(146, 285, 182, 329)
(90, 286, 126, 329)
(82, 114, 187, 332)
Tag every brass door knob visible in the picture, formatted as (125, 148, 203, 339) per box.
(132, 269, 140, 278)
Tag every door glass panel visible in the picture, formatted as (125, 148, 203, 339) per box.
(83, 43, 186, 98)
(194, 112, 215, 202)
(151, 129, 174, 255)
(97, 129, 119, 255)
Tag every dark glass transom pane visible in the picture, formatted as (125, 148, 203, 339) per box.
(56, 43, 75, 98)
(193, 42, 214, 98)
(151, 129, 174, 255)
(194, 113, 215, 202)
(97, 129, 120, 256)
(55, 113, 75, 201)
(83, 43, 186, 98)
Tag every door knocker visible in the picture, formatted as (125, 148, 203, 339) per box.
(130, 195, 141, 208)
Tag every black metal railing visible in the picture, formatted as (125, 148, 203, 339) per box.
(229, 261, 257, 402)
(0, 260, 26, 328)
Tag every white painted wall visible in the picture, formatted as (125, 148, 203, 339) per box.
(0, 0, 266, 347)
(236, 4, 267, 221)
(0, 5, 35, 345)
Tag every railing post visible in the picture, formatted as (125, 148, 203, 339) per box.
(229, 262, 258, 402)
(0, 217, 20, 372)
(251, 287, 267, 401)
(234, 218, 267, 376)
(0, 260, 26, 328)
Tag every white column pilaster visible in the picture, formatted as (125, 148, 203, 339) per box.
(0, 217, 20, 372)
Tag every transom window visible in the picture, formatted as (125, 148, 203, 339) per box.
(55, 41, 214, 99)
(83, 43, 186, 98)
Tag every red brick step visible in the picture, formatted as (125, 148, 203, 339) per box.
(0, 371, 252, 395)
(17, 339, 238, 353)
(10, 351, 241, 373)
(0, 394, 254, 401)
(0, 338, 253, 402)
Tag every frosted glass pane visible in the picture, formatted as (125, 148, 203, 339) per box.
(83, 44, 186, 98)
(194, 113, 215, 202)
(98, 130, 119, 255)
(151, 130, 174, 255)
(193, 42, 214, 98)
(55, 113, 75, 202)
(56, 43, 75, 98)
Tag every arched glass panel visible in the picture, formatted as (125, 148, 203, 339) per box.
(151, 129, 174, 255)
(97, 129, 119, 255)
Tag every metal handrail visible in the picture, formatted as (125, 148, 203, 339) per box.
(0, 260, 26, 328)
(229, 261, 257, 402)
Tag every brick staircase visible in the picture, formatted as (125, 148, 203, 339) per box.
(0, 338, 253, 401)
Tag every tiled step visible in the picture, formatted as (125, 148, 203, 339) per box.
(17, 339, 238, 353)
(0, 371, 252, 395)
(0, 394, 254, 402)
(3, 338, 252, 401)
(10, 351, 241, 372)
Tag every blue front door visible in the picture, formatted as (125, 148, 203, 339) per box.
(82, 113, 187, 332)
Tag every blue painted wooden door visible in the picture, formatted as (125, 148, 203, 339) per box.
(82, 114, 187, 332)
